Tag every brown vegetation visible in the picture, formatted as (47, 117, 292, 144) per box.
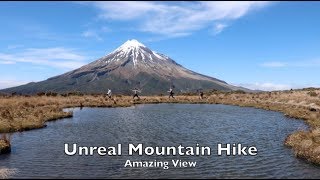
(0, 89, 319, 164)
(0, 134, 11, 154)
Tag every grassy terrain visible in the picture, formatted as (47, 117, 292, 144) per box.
(0, 89, 319, 164)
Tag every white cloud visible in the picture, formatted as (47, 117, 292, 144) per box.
(82, 30, 103, 41)
(237, 82, 320, 91)
(261, 62, 287, 67)
(212, 23, 228, 35)
(0, 47, 89, 69)
(101, 26, 111, 32)
(0, 61, 16, 65)
(240, 82, 292, 91)
(0, 80, 29, 89)
(94, 1, 159, 20)
(85, 1, 272, 37)
(261, 59, 320, 68)
(7, 45, 24, 50)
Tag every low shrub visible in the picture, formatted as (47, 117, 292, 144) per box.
(308, 91, 318, 97)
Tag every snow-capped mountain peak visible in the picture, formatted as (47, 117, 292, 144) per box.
(92, 39, 228, 85)
(73, 39, 244, 91)
(103, 39, 171, 67)
(115, 39, 146, 52)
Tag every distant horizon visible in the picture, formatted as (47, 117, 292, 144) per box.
(1, 2, 320, 91)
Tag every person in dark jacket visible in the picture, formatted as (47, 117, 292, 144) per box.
(132, 88, 141, 99)
(168, 87, 174, 98)
(199, 90, 204, 99)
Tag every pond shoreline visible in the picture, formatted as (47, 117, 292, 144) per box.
(0, 139, 11, 154)
(0, 90, 319, 165)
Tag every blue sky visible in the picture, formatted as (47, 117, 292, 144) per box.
(0, 1, 320, 90)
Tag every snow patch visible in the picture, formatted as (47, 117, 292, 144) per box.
(102, 39, 172, 67)
(152, 51, 166, 60)
(115, 39, 146, 52)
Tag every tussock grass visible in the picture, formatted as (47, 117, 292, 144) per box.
(0, 134, 11, 154)
(0, 89, 320, 164)
(0, 140, 9, 150)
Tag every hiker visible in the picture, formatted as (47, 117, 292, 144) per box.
(199, 91, 204, 99)
(107, 89, 112, 99)
(132, 88, 141, 99)
(168, 87, 174, 98)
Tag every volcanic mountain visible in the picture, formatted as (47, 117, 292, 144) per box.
(1, 39, 248, 95)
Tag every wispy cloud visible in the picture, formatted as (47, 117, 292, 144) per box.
(0, 80, 29, 89)
(0, 47, 89, 69)
(101, 26, 111, 32)
(212, 23, 229, 35)
(19, 24, 63, 41)
(84, 1, 272, 37)
(0, 61, 15, 65)
(82, 30, 103, 41)
(237, 82, 320, 91)
(239, 82, 292, 91)
(261, 59, 320, 68)
(7, 44, 24, 50)
(260, 61, 287, 67)
(81, 26, 112, 41)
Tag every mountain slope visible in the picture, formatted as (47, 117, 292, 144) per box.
(1, 39, 249, 95)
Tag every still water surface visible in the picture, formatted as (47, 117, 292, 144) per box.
(0, 104, 319, 178)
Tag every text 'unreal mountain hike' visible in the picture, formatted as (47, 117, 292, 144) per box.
(1, 39, 248, 95)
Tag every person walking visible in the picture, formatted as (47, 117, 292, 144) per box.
(199, 90, 204, 99)
(168, 87, 174, 99)
(107, 89, 112, 99)
(132, 88, 141, 100)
